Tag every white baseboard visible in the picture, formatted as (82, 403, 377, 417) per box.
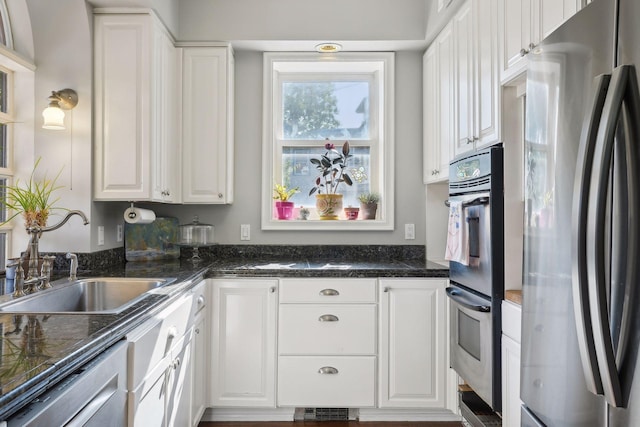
(358, 408, 461, 422)
(201, 407, 295, 422)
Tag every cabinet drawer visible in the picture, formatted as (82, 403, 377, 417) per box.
(127, 295, 192, 388)
(279, 305, 376, 355)
(278, 356, 375, 407)
(502, 300, 522, 343)
(280, 278, 377, 303)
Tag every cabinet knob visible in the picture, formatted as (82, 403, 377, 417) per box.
(195, 328, 200, 334)
(318, 366, 339, 375)
(319, 288, 339, 296)
(318, 314, 339, 322)
(434, 169, 439, 175)
(173, 357, 181, 369)
(383, 287, 390, 293)
(466, 137, 474, 144)
(218, 193, 224, 198)
(167, 326, 178, 339)
(520, 47, 530, 57)
(269, 286, 276, 293)
(197, 295, 205, 307)
(473, 136, 479, 142)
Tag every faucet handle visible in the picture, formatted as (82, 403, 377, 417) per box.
(40, 255, 55, 289)
(12, 262, 25, 298)
(66, 253, 78, 281)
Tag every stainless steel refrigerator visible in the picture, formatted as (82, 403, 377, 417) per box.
(522, 0, 640, 425)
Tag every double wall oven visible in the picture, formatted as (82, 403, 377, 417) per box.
(445, 145, 504, 412)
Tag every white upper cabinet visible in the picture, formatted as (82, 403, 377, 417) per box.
(181, 46, 235, 204)
(453, 0, 501, 157)
(93, 12, 180, 202)
(423, 22, 454, 184)
(499, 0, 584, 83)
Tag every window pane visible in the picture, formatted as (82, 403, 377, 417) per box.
(0, 232, 5, 271)
(281, 146, 371, 208)
(0, 124, 6, 168)
(282, 81, 369, 140)
(0, 177, 5, 223)
(0, 70, 7, 114)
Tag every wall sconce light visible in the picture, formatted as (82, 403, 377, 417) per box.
(42, 88, 78, 130)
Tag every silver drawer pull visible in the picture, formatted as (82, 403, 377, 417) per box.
(318, 366, 339, 375)
(319, 288, 339, 296)
(318, 314, 339, 322)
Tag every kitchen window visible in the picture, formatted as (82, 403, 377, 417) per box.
(262, 52, 395, 230)
(0, 2, 16, 272)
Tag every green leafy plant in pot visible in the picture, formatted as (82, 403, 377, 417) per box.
(358, 192, 380, 220)
(273, 183, 299, 220)
(309, 140, 353, 220)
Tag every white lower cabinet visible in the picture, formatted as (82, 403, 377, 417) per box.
(210, 278, 278, 407)
(277, 278, 378, 408)
(191, 312, 207, 426)
(501, 300, 522, 427)
(278, 356, 376, 407)
(378, 278, 447, 408)
(126, 280, 207, 427)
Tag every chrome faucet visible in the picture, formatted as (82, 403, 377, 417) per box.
(24, 210, 89, 284)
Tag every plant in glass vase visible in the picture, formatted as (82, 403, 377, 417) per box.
(1, 158, 63, 228)
(309, 140, 353, 220)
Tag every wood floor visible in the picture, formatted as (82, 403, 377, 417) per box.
(199, 422, 462, 426)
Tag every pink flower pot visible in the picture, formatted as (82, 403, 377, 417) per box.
(344, 207, 359, 220)
(275, 201, 295, 220)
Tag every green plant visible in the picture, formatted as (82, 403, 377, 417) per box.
(309, 140, 353, 195)
(273, 183, 299, 202)
(1, 158, 64, 227)
(358, 192, 380, 204)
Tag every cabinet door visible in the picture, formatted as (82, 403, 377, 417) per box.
(167, 333, 193, 427)
(474, 0, 501, 150)
(502, 334, 522, 427)
(453, 0, 475, 158)
(499, 0, 533, 83)
(210, 279, 278, 407)
(423, 44, 439, 184)
(436, 22, 454, 173)
(94, 14, 152, 200)
(191, 314, 207, 426)
(152, 27, 180, 203)
(182, 47, 234, 204)
(536, 0, 579, 42)
(379, 278, 447, 408)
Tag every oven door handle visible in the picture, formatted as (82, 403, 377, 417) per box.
(445, 287, 491, 312)
(444, 196, 489, 208)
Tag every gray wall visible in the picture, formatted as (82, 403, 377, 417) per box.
(20, 1, 429, 251)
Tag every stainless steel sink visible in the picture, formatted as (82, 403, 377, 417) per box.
(0, 277, 176, 314)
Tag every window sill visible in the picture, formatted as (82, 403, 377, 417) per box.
(261, 218, 394, 231)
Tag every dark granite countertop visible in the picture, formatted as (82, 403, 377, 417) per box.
(0, 254, 447, 420)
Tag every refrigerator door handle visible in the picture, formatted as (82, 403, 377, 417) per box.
(571, 73, 611, 396)
(587, 65, 631, 408)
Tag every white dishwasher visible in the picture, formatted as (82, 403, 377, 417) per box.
(5, 340, 128, 427)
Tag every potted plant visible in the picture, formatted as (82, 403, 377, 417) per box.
(309, 140, 353, 220)
(273, 183, 299, 220)
(1, 158, 63, 228)
(358, 192, 380, 220)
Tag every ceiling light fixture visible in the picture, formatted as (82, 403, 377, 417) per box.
(315, 42, 342, 53)
(42, 88, 78, 130)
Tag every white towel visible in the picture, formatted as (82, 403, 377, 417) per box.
(445, 200, 469, 265)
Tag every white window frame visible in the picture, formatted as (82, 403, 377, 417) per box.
(261, 52, 395, 231)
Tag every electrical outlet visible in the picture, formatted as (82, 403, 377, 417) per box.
(98, 226, 105, 246)
(116, 224, 123, 242)
(240, 224, 250, 241)
(404, 223, 415, 240)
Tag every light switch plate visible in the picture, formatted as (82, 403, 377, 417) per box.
(116, 224, 123, 242)
(240, 224, 250, 241)
(404, 223, 415, 240)
(98, 226, 105, 246)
